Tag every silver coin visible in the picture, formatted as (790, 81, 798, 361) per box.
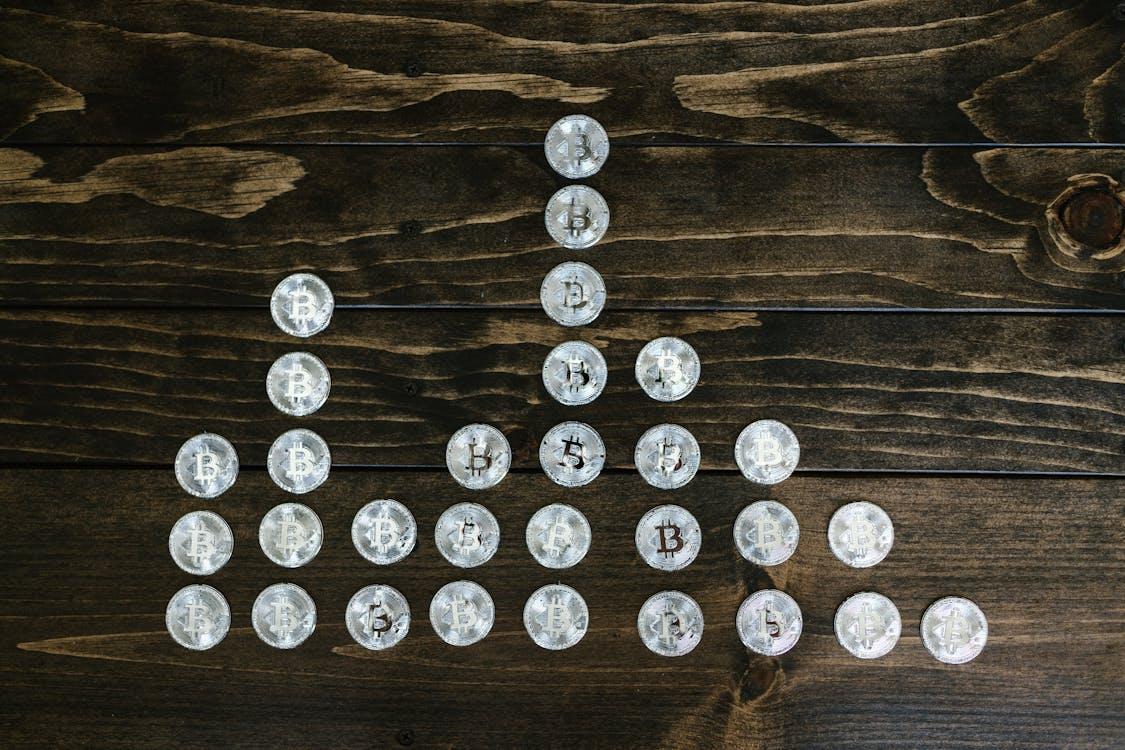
(733, 500, 799, 566)
(921, 596, 988, 664)
(351, 499, 417, 566)
(523, 584, 589, 651)
(735, 420, 799, 485)
(635, 337, 700, 402)
(434, 502, 500, 568)
(266, 351, 331, 416)
(446, 424, 511, 490)
(635, 504, 701, 571)
(526, 503, 591, 569)
(634, 424, 701, 490)
(834, 592, 901, 659)
(540, 261, 607, 327)
(828, 501, 894, 569)
(270, 273, 334, 338)
(430, 580, 495, 647)
(168, 510, 234, 575)
(737, 589, 803, 656)
(251, 582, 317, 649)
(258, 502, 323, 568)
(267, 428, 331, 494)
(542, 340, 607, 406)
(544, 114, 610, 179)
(166, 584, 230, 651)
(345, 584, 410, 651)
(637, 590, 703, 657)
(539, 421, 605, 487)
(545, 185, 610, 250)
(174, 433, 238, 499)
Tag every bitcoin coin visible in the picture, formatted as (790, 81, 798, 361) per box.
(351, 499, 417, 566)
(168, 510, 234, 575)
(736, 589, 802, 656)
(174, 433, 238, 499)
(834, 592, 901, 659)
(266, 351, 331, 416)
(542, 340, 607, 406)
(166, 584, 230, 651)
(733, 500, 799, 566)
(346, 584, 410, 651)
(526, 503, 591, 569)
(634, 424, 701, 490)
(434, 502, 500, 568)
(544, 185, 610, 250)
(635, 337, 700, 402)
(735, 420, 799, 485)
(635, 504, 701, 572)
(251, 582, 317, 649)
(920, 596, 987, 664)
(637, 590, 703, 657)
(430, 580, 495, 647)
(827, 501, 894, 569)
(267, 428, 331, 494)
(544, 114, 610, 179)
(259, 502, 323, 568)
(446, 424, 511, 490)
(539, 421, 605, 487)
(540, 262, 607, 327)
(270, 273, 334, 338)
(523, 584, 589, 650)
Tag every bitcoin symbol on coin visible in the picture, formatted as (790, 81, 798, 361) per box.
(466, 439, 492, 477)
(659, 610, 682, 647)
(545, 596, 571, 638)
(758, 609, 782, 639)
(657, 440, 682, 475)
(187, 521, 215, 564)
(753, 516, 781, 556)
(563, 280, 587, 310)
(656, 521, 684, 559)
(286, 442, 314, 481)
(542, 517, 573, 558)
(184, 602, 214, 639)
(936, 609, 972, 655)
(655, 351, 683, 388)
(560, 435, 585, 470)
(844, 514, 875, 555)
(370, 511, 401, 554)
(276, 513, 307, 555)
(367, 602, 392, 636)
(565, 357, 591, 390)
(568, 203, 590, 233)
(289, 286, 317, 325)
(751, 434, 783, 467)
(193, 447, 218, 483)
(285, 362, 311, 400)
(850, 602, 879, 648)
(450, 598, 479, 635)
(452, 518, 481, 555)
(270, 598, 296, 638)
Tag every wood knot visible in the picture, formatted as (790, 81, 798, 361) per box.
(1045, 174, 1125, 262)
(738, 657, 781, 704)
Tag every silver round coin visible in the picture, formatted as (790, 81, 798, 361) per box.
(737, 589, 803, 656)
(828, 501, 894, 569)
(526, 503, 591, 569)
(523, 584, 589, 651)
(258, 502, 323, 568)
(634, 424, 701, 490)
(545, 185, 610, 250)
(446, 424, 511, 490)
(637, 590, 703, 657)
(174, 433, 238, 499)
(430, 580, 495, 647)
(544, 114, 610, 179)
(735, 420, 800, 485)
(166, 584, 230, 651)
(267, 428, 331, 494)
(734, 500, 800, 566)
(635, 504, 701, 571)
(542, 340, 607, 406)
(540, 262, 606, 327)
(266, 351, 331, 416)
(168, 510, 234, 575)
(270, 273, 334, 338)
(251, 582, 317, 649)
(539, 421, 605, 487)
(921, 596, 988, 665)
(345, 584, 410, 651)
(352, 499, 417, 566)
(434, 502, 500, 568)
(635, 337, 700, 402)
(834, 591, 901, 659)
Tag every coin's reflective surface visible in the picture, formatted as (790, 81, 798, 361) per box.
(270, 273, 334, 338)
(635, 337, 700, 402)
(737, 589, 802, 656)
(545, 185, 610, 250)
(921, 596, 988, 664)
(734, 500, 800, 566)
(635, 504, 701, 571)
(544, 114, 610, 179)
(543, 340, 607, 406)
(267, 428, 331, 494)
(352, 499, 417, 565)
(259, 502, 323, 568)
(174, 433, 238, 499)
(435, 502, 500, 568)
(524, 584, 589, 650)
(446, 424, 511, 490)
(828, 501, 894, 568)
(266, 351, 331, 416)
(637, 590, 703, 657)
(252, 583, 317, 649)
(735, 420, 799, 485)
(835, 592, 901, 659)
(635, 424, 700, 490)
(430, 580, 495, 647)
(169, 510, 234, 575)
(526, 503, 591, 569)
(346, 584, 410, 651)
(166, 584, 230, 650)
(540, 262, 606, 327)
(539, 421, 606, 487)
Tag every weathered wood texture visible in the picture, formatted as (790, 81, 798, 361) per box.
(2, 146, 1124, 309)
(1, 1, 1123, 144)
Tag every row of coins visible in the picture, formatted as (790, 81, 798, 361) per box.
(174, 429, 331, 498)
(545, 336, 703, 405)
